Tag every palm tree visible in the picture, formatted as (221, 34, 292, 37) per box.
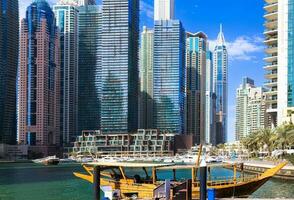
(241, 132, 260, 157)
(286, 123, 294, 146)
(276, 123, 294, 150)
(256, 128, 277, 156)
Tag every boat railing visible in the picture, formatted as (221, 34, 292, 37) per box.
(193, 174, 260, 187)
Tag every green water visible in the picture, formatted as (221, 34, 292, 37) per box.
(0, 163, 293, 200)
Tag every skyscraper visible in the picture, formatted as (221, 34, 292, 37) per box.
(78, 3, 102, 134)
(263, 0, 278, 126)
(53, 2, 79, 145)
(100, 0, 139, 133)
(18, 0, 60, 151)
(263, 0, 294, 125)
(0, 0, 18, 144)
(213, 25, 228, 144)
(235, 77, 269, 141)
(153, 19, 186, 134)
(206, 50, 216, 145)
(139, 26, 154, 129)
(154, 0, 174, 20)
(186, 32, 208, 143)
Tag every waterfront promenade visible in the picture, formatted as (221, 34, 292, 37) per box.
(225, 160, 294, 180)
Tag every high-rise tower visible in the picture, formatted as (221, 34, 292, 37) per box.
(154, 0, 174, 20)
(153, 0, 185, 134)
(263, 0, 278, 126)
(186, 32, 208, 143)
(77, 3, 102, 133)
(0, 0, 19, 144)
(53, 2, 79, 145)
(18, 0, 60, 152)
(263, 0, 294, 125)
(213, 25, 228, 144)
(235, 77, 269, 141)
(139, 26, 154, 129)
(100, 0, 139, 133)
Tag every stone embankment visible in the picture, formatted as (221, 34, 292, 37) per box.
(225, 160, 294, 180)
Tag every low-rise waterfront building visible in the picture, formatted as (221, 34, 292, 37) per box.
(70, 129, 175, 157)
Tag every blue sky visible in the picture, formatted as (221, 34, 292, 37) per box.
(20, 0, 266, 142)
(140, 0, 266, 142)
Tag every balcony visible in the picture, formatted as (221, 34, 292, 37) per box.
(264, 11, 278, 20)
(264, 55, 277, 63)
(264, 64, 278, 70)
(264, 0, 277, 4)
(267, 107, 278, 113)
(264, 37, 278, 45)
(265, 72, 277, 79)
(265, 46, 277, 54)
(264, 20, 278, 29)
(265, 89, 278, 96)
(264, 80, 278, 87)
(264, 3, 278, 12)
(264, 28, 278, 37)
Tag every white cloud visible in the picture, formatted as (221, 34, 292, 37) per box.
(140, 0, 153, 19)
(209, 36, 264, 61)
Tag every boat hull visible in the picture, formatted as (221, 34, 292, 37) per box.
(214, 178, 269, 198)
(191, 177, 270, 198)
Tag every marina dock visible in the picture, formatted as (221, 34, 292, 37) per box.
(225, 160, 294, 180)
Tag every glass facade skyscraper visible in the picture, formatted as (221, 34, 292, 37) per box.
(53, 3, 79, 145)
(288, 0, 294, 106)
(213, 25, 228, 144)
(186, 32, 208, 142)
(18, 0, 60, 149)
(154, 0, 174, 21)
(153, 20, 186, 134)
(100, 0, 139, 133)
(205, 50, 216, 145)
(139, 26, 154, 129)
(0, 0, 18, 144)
(78, 4, 102, 134)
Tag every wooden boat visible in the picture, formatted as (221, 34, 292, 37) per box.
(73, 161, 287, 199)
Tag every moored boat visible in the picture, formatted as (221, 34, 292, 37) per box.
(32, 156, 60, 165)
(73, 161, 287, 199)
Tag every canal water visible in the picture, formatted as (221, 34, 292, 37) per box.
(0, 163, 293, 200)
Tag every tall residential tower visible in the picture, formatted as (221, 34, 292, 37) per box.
(213, 25, 228, 144)
(186, 32, 208, 143)
(78, 3, 102, 133)
(53, 2, 79, 145)
(154, 0, 174, 20)
(100, 0, 139, 133)
(263, 0, 294, 125)
(235, 77, 269, 141)
(18, 0, 60, 153)
(139, 26, 154, 129)
(0, 0, 19, 144)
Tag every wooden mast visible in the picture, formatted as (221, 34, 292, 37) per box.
(194, 144, 203, 181)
